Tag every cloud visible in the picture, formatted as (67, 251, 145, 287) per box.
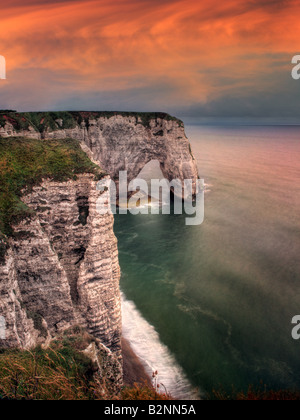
(0, 0, 299, 116)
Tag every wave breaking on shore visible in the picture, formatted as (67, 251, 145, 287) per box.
(121, 293, 200, 400)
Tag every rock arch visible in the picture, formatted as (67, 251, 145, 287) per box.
(80, 115, 199, 194)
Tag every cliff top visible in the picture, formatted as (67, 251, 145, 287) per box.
(0, 136, 105, 249)
(0, 111, 184, 133)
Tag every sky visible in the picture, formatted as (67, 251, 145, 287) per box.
(0, 0, 300, 118)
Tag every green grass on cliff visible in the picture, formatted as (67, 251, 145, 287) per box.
(0, 111, 77, 132)
(0, 327, 170, 401)
(0, 338, 96, 400)
(0, 137, 105, 242)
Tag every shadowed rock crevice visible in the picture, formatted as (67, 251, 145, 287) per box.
(74, 246, 86, 266)
(76, 196, 89, 226)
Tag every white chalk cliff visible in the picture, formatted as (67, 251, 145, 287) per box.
(0, 112, 199, 388)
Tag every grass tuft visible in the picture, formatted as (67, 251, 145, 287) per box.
(0, 327, 171, 400)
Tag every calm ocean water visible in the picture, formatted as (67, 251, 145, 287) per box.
(115, 123, 300, 398)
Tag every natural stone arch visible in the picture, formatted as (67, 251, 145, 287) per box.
(80, 115, 199, 195)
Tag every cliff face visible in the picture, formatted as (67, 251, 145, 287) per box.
(0, 112, 198, 393)
(0, 174, 121, 357)
(0, 249, 38, 349)
(0, 112, 199, 193)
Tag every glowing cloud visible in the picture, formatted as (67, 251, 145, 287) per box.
(0, 0, 299, 115)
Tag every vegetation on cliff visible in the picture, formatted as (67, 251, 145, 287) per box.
(0, 110, 184, 132)
(0, 136, 105, 244)
(0, 327, 170, 401)
(70, 111, 184, 128)
(0, 332, 97, 400)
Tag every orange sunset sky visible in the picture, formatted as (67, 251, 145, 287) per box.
(0, 0, 300, 117)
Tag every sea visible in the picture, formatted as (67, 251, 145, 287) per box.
(114, 119, 300, 399)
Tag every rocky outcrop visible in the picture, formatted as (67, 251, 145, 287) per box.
(83, 340, 123, 397)
(0, 174, 121, 356)
(0, 112, 199, 193)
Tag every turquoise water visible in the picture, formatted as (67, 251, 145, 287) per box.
(115, 124, 300, 397)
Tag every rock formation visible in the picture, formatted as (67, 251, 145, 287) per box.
(0, 112, 199, 193)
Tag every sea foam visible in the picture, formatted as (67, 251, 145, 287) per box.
(121, 293, 200, 400)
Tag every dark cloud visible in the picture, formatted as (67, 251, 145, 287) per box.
(179, 73, 300, 118)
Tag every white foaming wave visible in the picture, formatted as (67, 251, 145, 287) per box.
(121, 293, 200, 400)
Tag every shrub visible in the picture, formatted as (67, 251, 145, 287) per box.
(122, 382, 170, 400)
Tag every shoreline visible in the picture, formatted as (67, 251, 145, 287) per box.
(121, 295, 198, 400)
(122, 337, 152, 388)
